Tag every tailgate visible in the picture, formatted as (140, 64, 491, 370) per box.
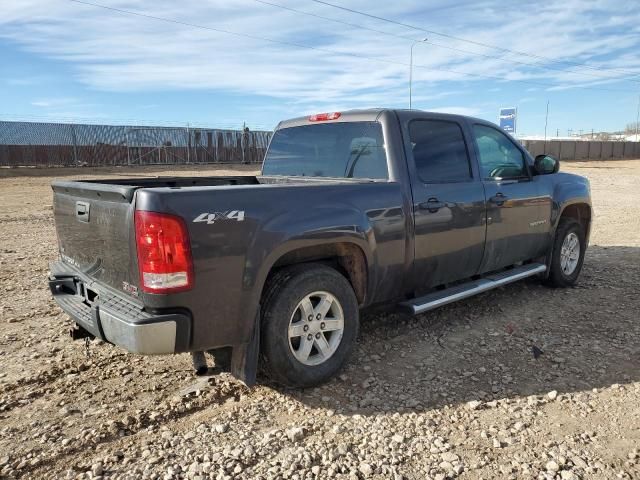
(52, 181, 138, 295)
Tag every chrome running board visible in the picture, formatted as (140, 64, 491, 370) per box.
(400, 263, 547, 315)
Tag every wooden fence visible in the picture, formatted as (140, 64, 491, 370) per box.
(521, 140, 640, 160)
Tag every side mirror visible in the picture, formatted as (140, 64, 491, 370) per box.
(534, 154, 559, 175)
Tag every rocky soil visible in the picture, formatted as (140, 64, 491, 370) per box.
(0, 161, 639, 480)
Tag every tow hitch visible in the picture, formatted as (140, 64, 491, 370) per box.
(69, 323, 94, 341)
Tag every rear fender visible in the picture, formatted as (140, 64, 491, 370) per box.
(234, 206, 372, 337)
(228, 207, 375, 386)
(243, 206, 375, 322)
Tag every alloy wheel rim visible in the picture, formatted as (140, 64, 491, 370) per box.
(560, 232, 580, 276)
(288, 291, 345, 366)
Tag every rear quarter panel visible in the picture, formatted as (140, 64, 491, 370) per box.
(135, 181, 407, 350)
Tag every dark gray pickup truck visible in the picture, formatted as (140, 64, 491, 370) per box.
(49, 109, 592, 387)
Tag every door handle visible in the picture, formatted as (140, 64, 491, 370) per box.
(419, 198, 446, 212)
(489, 193, 508, 206)
(75, 201, 90, 222)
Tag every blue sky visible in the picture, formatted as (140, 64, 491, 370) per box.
(1, 0, 639, 135)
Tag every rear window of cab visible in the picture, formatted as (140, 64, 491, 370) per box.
(262, 122, 388, 180)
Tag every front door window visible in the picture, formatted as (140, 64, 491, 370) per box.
(473, 125, 527, 180)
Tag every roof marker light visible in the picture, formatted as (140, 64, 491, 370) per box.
(309, 112, 341, 122)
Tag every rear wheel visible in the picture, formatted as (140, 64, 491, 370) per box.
(260, 264, 359, 388)
(546, 218, 586, 287)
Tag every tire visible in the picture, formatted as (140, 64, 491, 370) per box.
(260, 263, 359, 388)
(546, 218, 586, 287)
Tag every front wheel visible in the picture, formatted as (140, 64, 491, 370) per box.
(260, 264, 359, 388)
(546, 218, 586, 287)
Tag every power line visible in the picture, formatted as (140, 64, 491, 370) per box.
(413, 64, 632, 93)
(251, 0, 640, 84)
(251, 0, 414, 41)
(67, 0, 364, 60)
(306, 0, 640, 78)
(66, 0, 636, 94)
(425, 40, 640, 84)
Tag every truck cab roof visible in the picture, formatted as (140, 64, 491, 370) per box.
(276, 108, 489, 130)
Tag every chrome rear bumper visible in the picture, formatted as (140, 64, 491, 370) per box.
(49, 262, 190, 354)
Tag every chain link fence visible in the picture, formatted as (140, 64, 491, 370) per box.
(0, 121, 272, 167)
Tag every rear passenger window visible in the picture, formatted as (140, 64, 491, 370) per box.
(409, 120, 472, 183)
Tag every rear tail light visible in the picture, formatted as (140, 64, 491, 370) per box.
(309, 112, 341, 122)
(134, 211, 194, 293)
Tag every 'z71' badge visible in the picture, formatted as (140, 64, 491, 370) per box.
(193, 210, 245, 224)
(122, 281, 139, 297)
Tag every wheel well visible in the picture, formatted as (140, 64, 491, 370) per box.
(268, 243, 367, 304)
(560, 203, 591, 237)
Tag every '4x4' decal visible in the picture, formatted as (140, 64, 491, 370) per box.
(193, 211, 245, 224)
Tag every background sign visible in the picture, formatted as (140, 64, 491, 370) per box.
(499, 107, 517, 134)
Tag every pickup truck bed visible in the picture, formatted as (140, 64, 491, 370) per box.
(50, 172, 401, 360)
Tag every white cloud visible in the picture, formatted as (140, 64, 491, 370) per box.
(30, 97, 80, 108)
(5, 76, 50, 86)
(0, 0, 639, 111)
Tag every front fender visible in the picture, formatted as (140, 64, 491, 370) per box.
(549, 173, 592, 234)
(540, 173, 592, 277)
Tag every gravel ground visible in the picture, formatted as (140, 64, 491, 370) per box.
(0, 161, 639, 480)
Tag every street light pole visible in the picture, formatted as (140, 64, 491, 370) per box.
(636, 93, 639, 142)
(544, 100, 549, 150)
(409, 37, 428, 110)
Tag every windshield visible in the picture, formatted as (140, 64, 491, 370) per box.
(262, 122, 388, 179)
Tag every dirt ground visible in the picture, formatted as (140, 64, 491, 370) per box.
(0, 161, 639, 480)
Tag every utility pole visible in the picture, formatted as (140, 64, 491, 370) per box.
(409, 38, 428, 109)
(242, 121, 246, 164)
(186, 123, 191, 164)
(126, 130, 131, 166)
(70, 122, 79, 166)
(636, 94, 639, 142)
(544, 100, 549, 145)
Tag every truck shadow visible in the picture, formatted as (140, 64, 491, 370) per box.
(284, 245, 640, 415)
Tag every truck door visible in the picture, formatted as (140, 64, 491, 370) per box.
(403, 117, 487, 291)
(470, 123, 547, 273)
